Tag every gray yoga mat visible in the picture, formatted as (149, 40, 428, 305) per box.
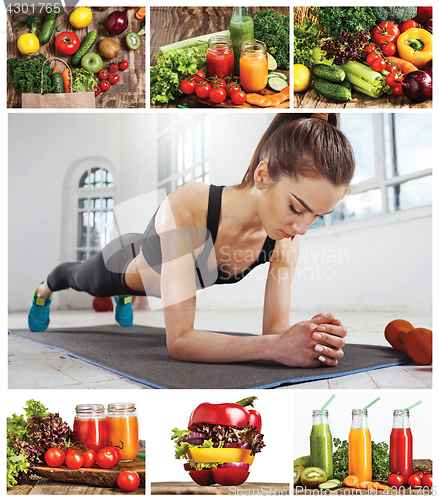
(8, 325, 413, 389)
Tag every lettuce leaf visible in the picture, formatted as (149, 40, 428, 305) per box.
(71, 69, 98, 93)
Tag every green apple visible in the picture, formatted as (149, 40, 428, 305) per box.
(81, 52, 103, 73)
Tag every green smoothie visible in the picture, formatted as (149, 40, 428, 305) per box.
(310, 423, 333, 479)
(229, 10, 254, 76)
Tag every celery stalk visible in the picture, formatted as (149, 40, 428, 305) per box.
(339, 61, 387, 98)
(159, 30, 230, 57)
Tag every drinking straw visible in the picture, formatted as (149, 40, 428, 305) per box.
(320, 394, 335, 424)
(405, 400, 422, 411)
(137, 453, 145, 458)
(239, 6, 242, 23)
(363, 397, 380, 410)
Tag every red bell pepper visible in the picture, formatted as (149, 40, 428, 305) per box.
(188, 397, 262, 431)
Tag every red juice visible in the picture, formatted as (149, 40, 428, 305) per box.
(206, 36, 234, 80)
(390, 427, 413, 483)
(73, 417, 107, 452)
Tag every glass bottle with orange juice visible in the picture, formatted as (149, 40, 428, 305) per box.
(106, 403, 139, 462)
(239, 39, 268, 92)
(349, 409, 372, 482)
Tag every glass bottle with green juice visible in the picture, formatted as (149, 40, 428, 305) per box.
(310, 410, 333, 479)
(229, 6, 254, 76)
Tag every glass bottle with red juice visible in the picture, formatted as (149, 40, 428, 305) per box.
(73, 404, 107, 453)
(390, 409, 413, 484)
(206, 35, 234, 80)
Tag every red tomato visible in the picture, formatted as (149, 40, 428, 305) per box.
(381, 42, 396, 57)
(386, 63, 399, 73)
(119, 60, 129, 71)
(386, 73, 402, 87)
(188, 470, 216, 486)
(392, 83, 404, 96)
(96, 447, 119, 469)
(226, 82, 241, 97)
(422, 474, 433, 489)
(209, 87, 227, 104)
(399, 20, 420, 33)
(106, 446, 121, 464)
(408, 474, 422, 488)
(55, 31, 80, 56)
(44, 447, 65, 467)
(364, 44, 377, 53)
(211, 468, 249, 486)
(82, 449, 96, 468)
(93, 85, 101, 96)
(117, 471, 140, 492)
(191, 69, 206, 84)
(108, 73, 120, 84)
(98, 69, 109, 80)
(230, 89, 247, 105)
(99, 80, 111, 92)
(366, 52, 379, 66)
(181, 78, 196, 94)
(371, 58, 386, 72)
(388, 473, 404, 487)
(195, 82, 211, 99)
(371, 22, 400, 45)
(109, 62, 119, 73)
(65, 451, 85, 470)
(415, 471, 425, 479)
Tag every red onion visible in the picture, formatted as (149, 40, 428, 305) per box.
(105, 10, 128, 36)
(402, 71, 432, 102)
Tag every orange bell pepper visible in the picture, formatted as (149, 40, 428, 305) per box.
(396, 27, 432, 69)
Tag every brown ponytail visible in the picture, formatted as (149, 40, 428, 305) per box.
(236, 113, 355, 189)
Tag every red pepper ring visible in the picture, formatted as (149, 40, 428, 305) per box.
(188, 403, 262, 431)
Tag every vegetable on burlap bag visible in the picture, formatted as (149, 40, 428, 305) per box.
(22, 57, 95, 109)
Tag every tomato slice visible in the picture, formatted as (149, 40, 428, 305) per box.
(188, 470, 216, 486)
(187, 448, 255, 465)
(211, 468, 250, 486)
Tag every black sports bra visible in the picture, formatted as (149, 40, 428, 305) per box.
(141, 184, 276, 287)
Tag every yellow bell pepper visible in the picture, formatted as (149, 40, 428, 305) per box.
(396, 28, 432, 69)
(17, 33, 39, 56)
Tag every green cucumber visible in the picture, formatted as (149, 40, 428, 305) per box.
(267, 76, 288, 92)
(38, 9, 58, 45)
(313, 78, 352, 103)
(71, 31, 98, 66)
(268, 71, 288, 81)
(326, 479, 343, 486)
(52, 72, 64, 93)
(340, 80, 353, 90)
(318, 481, 340, 490)
(311, 63, 346, 83)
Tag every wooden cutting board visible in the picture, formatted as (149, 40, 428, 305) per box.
(151, 482, 290, 495)
(33, 455, 145, 488)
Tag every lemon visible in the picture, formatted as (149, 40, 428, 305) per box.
(293, 64, 312, 93)
(69, 7, 92, 29)
(17, 33, 39, 56)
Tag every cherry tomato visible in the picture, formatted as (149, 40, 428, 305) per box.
(44, 447, 65, 467)
(392, 83, 404, 96)
(421, 474, 433, 489)
(181, 78, 196, 94)
(364, 44, 377, 53)
(98, 69, 109, 80)
(191, 69, 206, 84)
(109, 62, 119, 73)
(366, 52, 379, 66)
(388, 473, 404, 488)
(99, 80, 111, 92)
(108, 73, 120, 85)
(399, 20, 420, 34)
(117, 471, 140, 492)
(226, 82, 241, 97)
(195, 82, 211, 99)
(211, 78, 227, 91)
(82, 449, 96, 468)
(386, 63, 399, 73)
(119, 60, 129, 71)
(65, 451, 85, 470)
(55, 31, 80, 56)
(381, 42, 396, 57)
(371, 58, 386, 72)
(93, 85, 102, 96)
(209, 87, 227, 104)
(386, 73, 402, 87)
(371, 22, 400, 45)
(408, 474, 422, 488)
(230, 89, 247, 105)
(106, 446, 121, 464)
(96, 447, 119, 469)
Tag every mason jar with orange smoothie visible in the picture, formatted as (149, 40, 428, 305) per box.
(106, 403, 139, 462)
(239, 40, 268, 92)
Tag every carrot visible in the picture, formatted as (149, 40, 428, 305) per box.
(264, 93, 287, 107)
(386, 56, 418, 75)
(280, 85, 290, 100)
(367, 482, 382, 490)
(53, 66, 60, 74)
(343, 475, 359, 487)
(375, 483, 391, 491)
(246, 93, 271, 107)
(62, 68, 71, 93)
(356, 481, 372, 489)
(136, 7, 146, 19)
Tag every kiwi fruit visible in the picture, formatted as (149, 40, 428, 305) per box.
(294, 465, 304, 486)
(300, 467, 328, 488)
(126, 32, 141, 50)
(294, 455, 311, 468)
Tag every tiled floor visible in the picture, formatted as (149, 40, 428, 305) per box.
(8, 309, 432, 389)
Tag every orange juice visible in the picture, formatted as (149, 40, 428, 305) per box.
(349, 428, 372, 482)
(239, 40, 268, 92)
(106, 403, 139, 461)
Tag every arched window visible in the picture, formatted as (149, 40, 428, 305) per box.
(76, 167, 115, 261)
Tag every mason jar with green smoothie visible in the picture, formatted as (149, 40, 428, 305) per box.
(310, 409, 333, 479)
(229, 6, 254, 76)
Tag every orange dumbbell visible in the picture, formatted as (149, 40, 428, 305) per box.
(384, 320, 432, 365)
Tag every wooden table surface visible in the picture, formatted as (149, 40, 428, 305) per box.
(294, 88, 432, 109)
(151, 481, 290, 495)
(7, 6, 145, 108)
(150, 6, 290, 109)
